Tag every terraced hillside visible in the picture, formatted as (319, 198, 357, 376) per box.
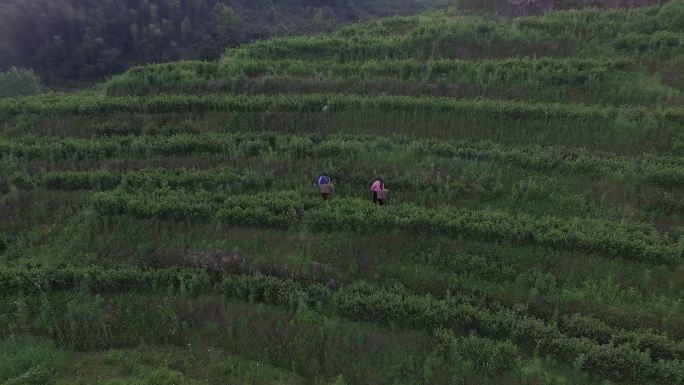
(1, 2, 683, 384)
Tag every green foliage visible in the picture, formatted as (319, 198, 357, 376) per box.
(0, 264, 683, 384)
(434, 328, 520, 376)
(106, 349, 144, 375)
(6, 131, 682, 185)
(0, 68, 41, 98)
(311, 199, 681, 263)
(15, 168, 274, 193)
(0, 3, 683, 385)
(0, 336, 67, 385)
(144, 367, 184, 385)
(85, 187, 683, 263)
(105, 57, 682, 106)
(8, 92, 680, 121)
(227, 3, 684, 62)
(93, 190, 301, 228)
(0, 0, 452, 83)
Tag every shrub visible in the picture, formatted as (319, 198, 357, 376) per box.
(0, 67, 41, 98)
(0, 335, 67, 384)
(144, 367, 184, 385)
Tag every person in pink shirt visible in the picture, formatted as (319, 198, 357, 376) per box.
(370, 177, 385, 205)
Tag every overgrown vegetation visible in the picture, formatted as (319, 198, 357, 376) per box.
(0, 67, 41, 98)
(1, 1, 683, 384)
(0, 0, 453, 84)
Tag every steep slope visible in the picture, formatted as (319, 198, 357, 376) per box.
(0, 0, 453, 84)
(0, 2, 683, 385)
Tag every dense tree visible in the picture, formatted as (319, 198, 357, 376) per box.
(0, 0, 663, 84)
(0, 67, 41, 98)
(0, 0, 456, 84)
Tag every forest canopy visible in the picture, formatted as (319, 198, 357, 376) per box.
(0, 0, 664, 84)
(0, 0, 453, 84)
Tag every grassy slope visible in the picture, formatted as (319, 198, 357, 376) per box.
(1, 2, 684, 385)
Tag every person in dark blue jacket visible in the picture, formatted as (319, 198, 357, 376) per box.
(317, 172, 332, 200)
